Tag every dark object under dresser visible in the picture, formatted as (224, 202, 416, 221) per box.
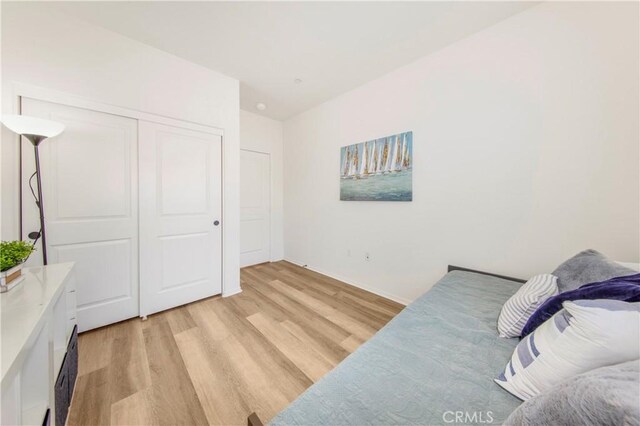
(55, 325, 78, 426)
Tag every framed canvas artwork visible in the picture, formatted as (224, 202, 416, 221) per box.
(340, 131, 413, 201)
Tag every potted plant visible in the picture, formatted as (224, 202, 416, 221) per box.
(1, 240, 36, 292)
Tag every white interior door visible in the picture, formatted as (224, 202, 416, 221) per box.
(139, 121, 222, 316)
(240, 150, 270, 267)
(21, 98, 139, 332)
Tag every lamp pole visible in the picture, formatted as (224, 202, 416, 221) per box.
(1, 115, 65, 266)
(23, 134, 49, 265)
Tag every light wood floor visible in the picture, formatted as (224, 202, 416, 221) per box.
(67, 261, 404, 426)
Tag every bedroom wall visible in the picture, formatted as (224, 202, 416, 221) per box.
(0, 3, 242, 294)
(283, 1, 640, 304)
(240, 109, 285, 262)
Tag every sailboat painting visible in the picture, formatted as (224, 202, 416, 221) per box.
(340, 131, 413, 201)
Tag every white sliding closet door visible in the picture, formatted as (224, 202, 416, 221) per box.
(21, 98, 139, 332)
(138, 121, 223, 316)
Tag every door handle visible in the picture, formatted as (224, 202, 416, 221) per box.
(213, 220, 220, 226)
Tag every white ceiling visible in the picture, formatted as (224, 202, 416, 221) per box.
(47, 1, 537, 120)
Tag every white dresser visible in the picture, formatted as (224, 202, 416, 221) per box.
(1, 263, 77, 426)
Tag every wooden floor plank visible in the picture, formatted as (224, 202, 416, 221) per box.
(110, 389, 155, 426)
(188, 300, 231, 342)
(277, 268, 337, 297)
(341, 335, 365, 353)
(67, 367, 111, 426)
(77, 326, 112, 376)
(69, 261, 403, 425)
(244, 279, 353, 344)
(143, 318, 209, 425)
(268, 279, 378, 340)
(277, 261, 405, 312)
(175, 327, 252, 425)
(246, 312, 334, 382)
(208, 298, 313, 400)
(272, 269, 396, 326)
(165, 305, 197, 335)
(337, 290, 400, 318)
(279, 319, 349, 363)
(109, 319, 151, 404)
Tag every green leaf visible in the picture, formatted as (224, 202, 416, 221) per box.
(0, 240, 36, 272)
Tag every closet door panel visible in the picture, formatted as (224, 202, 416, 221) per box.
(53, 240, 133, 308)
(50, 120, 130, 219)
(21, 98, 139, 332)
(240, 150, 270, 267)
(139, 121, 222, 316)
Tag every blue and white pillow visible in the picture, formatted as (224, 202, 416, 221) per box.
(495, 299, 640, 400)
(497, 274, 558, 338)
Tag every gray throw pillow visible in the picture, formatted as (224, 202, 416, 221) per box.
(552, 249, 635, 293)
(505, 360, 640, 426)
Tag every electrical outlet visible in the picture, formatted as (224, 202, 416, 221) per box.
(365, 252, 371, 261)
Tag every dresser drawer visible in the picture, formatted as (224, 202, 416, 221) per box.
(67, 325, 79, 399)
(54, 354, 69, 426)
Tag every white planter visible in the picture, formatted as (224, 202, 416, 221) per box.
(1, 264, 25, 292)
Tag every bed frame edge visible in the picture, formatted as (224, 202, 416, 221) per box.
(248, 412, 264, 426)
(447, 265, 526, 283)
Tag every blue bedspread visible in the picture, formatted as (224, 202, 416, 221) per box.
(269, 271, 523, 425)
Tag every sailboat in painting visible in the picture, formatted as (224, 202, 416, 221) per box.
(339, 131, 413, 201)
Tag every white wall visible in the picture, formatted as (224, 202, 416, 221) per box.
(240, 109, 284, 262)
(283, 2, 640, 304)
(1, 3, 242, 295)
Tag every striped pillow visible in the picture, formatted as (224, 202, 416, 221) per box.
(495, 299, 640, 400)
(497, 274, 558, 338)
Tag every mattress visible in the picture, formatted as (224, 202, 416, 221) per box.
(269, 270, 524, 425)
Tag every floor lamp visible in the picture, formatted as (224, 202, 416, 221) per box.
(1, 115, 65, 265)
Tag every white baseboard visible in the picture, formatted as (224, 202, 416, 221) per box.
(222, 287, 242, 298)
(283, 258, 411, 306)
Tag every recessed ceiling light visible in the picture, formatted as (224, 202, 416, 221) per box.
(294, 78, 303, 84)
(256, 102, 267, 111)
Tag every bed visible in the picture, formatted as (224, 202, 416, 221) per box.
(249, 266, 525, 426)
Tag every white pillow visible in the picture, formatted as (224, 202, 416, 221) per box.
(497, 274, 558, 338)
(495, 299, 640, 400)
(616, 261, 640, 271)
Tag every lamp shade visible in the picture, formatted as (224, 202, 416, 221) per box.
(1, 114, 65, 139)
